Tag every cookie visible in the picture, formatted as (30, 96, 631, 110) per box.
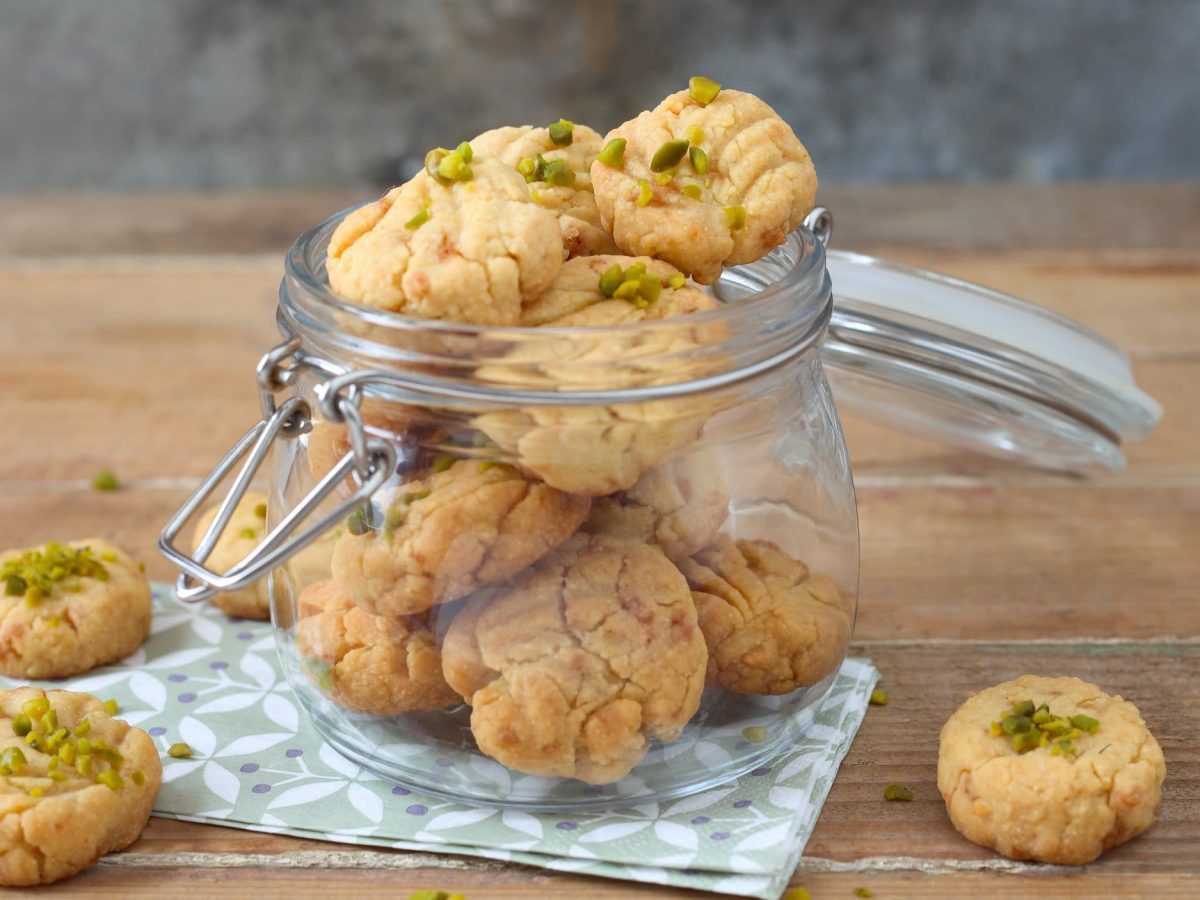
(191, 491, 271, 620)
(938, 675, 1166, 865)
(441, 533, 708, 784)
(591, 83, 817, 284)
(471, 123, 619, 258)
(295, 580, 458, 715)
(0, 687, 161, 886)
(582, 450, 729, 561)
(326, 153, 563, 325)
(0, 540, 151, 680)
(473, 256, 726, 497)
(678, 536, 852, 694)
(331, 460, 590, 617)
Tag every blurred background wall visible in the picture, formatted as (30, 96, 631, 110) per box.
(2, 0, 1197, 192)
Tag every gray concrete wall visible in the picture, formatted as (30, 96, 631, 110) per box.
(2, 0, 1197, 191)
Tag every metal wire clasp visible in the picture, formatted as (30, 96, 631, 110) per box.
(158, 338, 397, 603)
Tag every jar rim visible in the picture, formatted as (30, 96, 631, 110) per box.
(279, 205, 832, 397)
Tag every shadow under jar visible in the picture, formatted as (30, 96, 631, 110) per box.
(169, 210, 858, 811)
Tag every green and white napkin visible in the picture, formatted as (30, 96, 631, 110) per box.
(1, 587, 877, 899)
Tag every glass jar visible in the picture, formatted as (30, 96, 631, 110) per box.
(162, 206, 1160, 810)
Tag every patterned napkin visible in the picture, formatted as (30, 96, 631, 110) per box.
(1, 587, 877, 899)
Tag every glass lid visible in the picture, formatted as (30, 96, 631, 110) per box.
(819, 248, 1161, 473)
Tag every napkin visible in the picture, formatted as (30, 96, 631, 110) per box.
(2, 587, 877, 899)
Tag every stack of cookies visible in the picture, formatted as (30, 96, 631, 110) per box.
(290, 79, 853, 785)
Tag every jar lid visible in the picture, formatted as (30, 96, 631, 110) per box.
(820, 249, 1161, 472)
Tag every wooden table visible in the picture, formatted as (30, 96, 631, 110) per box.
(1, 185, 1196, 898)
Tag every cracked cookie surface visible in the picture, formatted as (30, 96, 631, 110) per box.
(295, 580, 458, 715)
(678, 536, 852, 694)
(326, 155, 563, 324)
(938, 675, 1165, 865)
(331, 460, 590, 617)
(582, 451, 729, 561)
(0, 540, 151, 679)
(591, 88, 817, 284)
(0, 687, 161, 886)
(441, 533, 707, 784)
(471, 124, 619, 258)
(191, 491, 270, 620)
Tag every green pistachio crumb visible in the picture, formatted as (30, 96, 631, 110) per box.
(437, 150, 473, 182)
(76, 754, 92, 775)
(404, 203, 432, 230)
(638, 274, 662, 303)
(654, 170, 675, 185)
(547, 118, 574, 146)
(666, 273, 686, 289)
(869, 688, 890, 706)
(132, 770, 145, 786)
(636, 179, 652, 207)
(598, 263, 624, 297)
(884, 782, 914, 801)
(167, 742, 193, 759)
(689, 75, 722, 106)
(28, 787, 43, 798)
(1071, 713, 1100, 734)
(596, 138, 626, 169)
(650, 139, 689, 172)
(41, 709, 57, 733)
(613, 280, 641, 301)
(455, 141, 473, 163)
(92, 470, 120, 491)
(96, 769, 123, 791)
(22, 698, 49, 720)
(75, 718, 90, 737)
(623, 263, 647, 280)
(853, 888, 873, 899)
(688, 144, 708, 174)
(1012, 700, 1036, 718)
(741, 725, 768, 743)
(401, 490, 432, 504)
(346, 505, 376, 536)
(254, 503, 267, 519)
(477, 461, 500, 473)
(517, 156, 537, 181)
(103, 699, 118, 715)
(537, 155, 576, 187)
(4, 575, 25, 597)
(724, 205, 746, 230)
(11, 714, 32, 737)
(238, 527, 258, 540)
(407, 891, 450, 900)
(0, 746, 26, 775)
(432, 455, 456, 474)
(424, 148, 449, 178)
(684, 124, 705, 144)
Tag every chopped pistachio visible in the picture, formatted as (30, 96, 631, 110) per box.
(517, 156, 537, 181)
(167, 742, 193, 759)
(92, 470, 120, 491)
(1032, 707, 1053, 725)
(1071, 713, 1100, 734)
(11, 714, 32, 737)
(59, 743, 76, 765)
(636, 179, 652, 207)
(724, 205, 746, 230)
(76, 738, 91, 755)
(547, 118, 574, 147)
(598, 263, 624, 297)
(689, 75, 722, 106)
(404, 203, 432, 230)
(869, 688, 890, 706)
(96, 769, 123, 791)
(0, 746, 26, 774)
(103, 699, 119, 715)
(24, 586, 44, 607)
(650, 139, 689, 172)
(666, 273, 686, 289)
(1001, 714, 1032, 735)
(132, 770, 146, 786)
(613, 280, 641, 301)
(455, 141, 473, 163)
(2, 543, 109, 598)
(654, 170, 675, 185)
(4, 575, 25, 596)
(684, 124, 705, 144)
(46, 615, 61, 630)
(48, 770, 67, 782)
(883, 782, 914, 801)
(346, 505, 375, 536)
(623, 263, 647, 280)
(41, 705, 58, 730)
(76, 754, 92, 776)
(1050, 738, 1077, 757)
(424, 148, 449, 178)
(254, 503, 267, 519)
(1011, 730, 1042, 753)
(28, 787, 43, 798)
(639, 274, 662, 303)
(596, 138, 626, 169)
(437, 150, 473, 182)
(477, 461, 500, 473)
(21, 698, 49, 720)
(238, 527, 258, 540)
(401, 490, 432, 504)
(529, 189, 545, 206)
(1012, 700, 1036, 718)
(741, 725, 768, 743)
(407, 891, 450, 900)
(537, 155, 576, 187)
(75, 719, 91, 737)
(432, 454, 456, 474)
(853, 889, 873, 899)
(688, 145, 708, 174)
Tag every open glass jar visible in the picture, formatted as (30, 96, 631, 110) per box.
(161, 206, 1159, 810)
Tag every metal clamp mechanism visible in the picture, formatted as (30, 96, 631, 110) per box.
(158, 338, 397, 603)
(804, 206, 833, 246)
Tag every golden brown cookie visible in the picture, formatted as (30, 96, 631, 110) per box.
(591, 84, 817, 284)
(471, 123, 619, 258)
(441, 533, 708, 784)
(0, 540, 151, 679)
(295, 580, 458, 715)
(0, 688, 162, 886)
(326, 154, 563, 324)
(191, 491, 270, 620)
(938, 675, 1166, 865)
(582, 451, 729, 561)
(331, 460, 590, 617)
(678, 536, 852, 695)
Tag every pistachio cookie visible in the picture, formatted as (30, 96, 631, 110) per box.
(0, 540, 151, 679)
(938, 675, 1166, 865)
(191, 491, 271, 620)
(591, 78, 817, 284)
(295, 580, 458, 715)
(471, 123, 619, 258)
(326, 149, 563, 325)
(582, 450, 729, 561)
(0, 688, 161, 886)
(442, 533, 708, 784)
(678, 536, 852, 695)
(331, 460, 590, 617)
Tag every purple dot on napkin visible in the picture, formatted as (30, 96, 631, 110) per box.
(237, 631, 253, 641)
(555, 821, 577, 831)
(434, 757, 454, 768)
(285, 748, 303, 758)
(210, 661, 228, 670)
(405, 804, 428, 816)
(167, 674, 187, 683)
(733, 799, 752, 809)
(691, 815, 710, 825)
(750, 766, 771, 776)
(240, 763, 259, 773)
(148, 727, 167, 737)
(391, 786, 411, 796)
(251, 783, 271, 794)
(177, 692, 197, 703)
(710, 831, 730, 841)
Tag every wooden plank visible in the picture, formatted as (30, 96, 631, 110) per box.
(4, 184, 1199, 257)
